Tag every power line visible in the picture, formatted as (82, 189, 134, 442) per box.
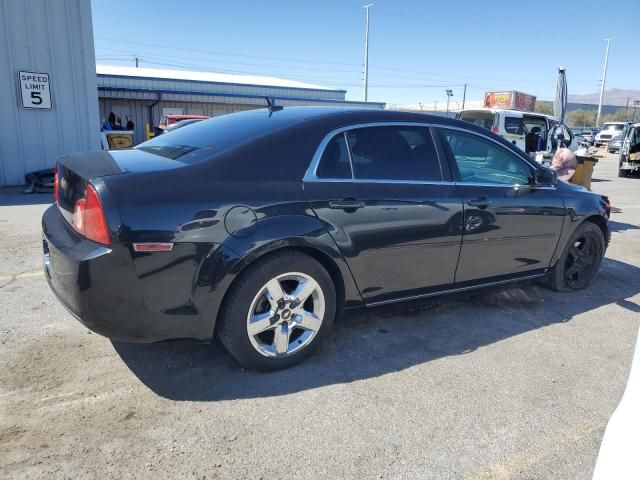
(95, 38, 601, 88)
(95, 37, 360, 67)
(134, 57, 464, 89)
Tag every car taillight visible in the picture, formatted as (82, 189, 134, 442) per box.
(492, 125, 499, 134)
(53, 162, 59, 204)
(71, 184, 111, 246)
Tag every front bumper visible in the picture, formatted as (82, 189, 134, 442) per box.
(42, 205, 215, 342)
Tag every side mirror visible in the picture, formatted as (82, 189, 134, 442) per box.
(535, 167, 557, 186)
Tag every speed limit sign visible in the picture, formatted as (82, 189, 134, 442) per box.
(18, 71, 52, 110)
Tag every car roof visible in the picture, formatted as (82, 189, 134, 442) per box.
(238, 106, 469, 126)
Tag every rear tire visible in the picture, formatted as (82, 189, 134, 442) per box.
(217, 250, 336, 371)
(543, 222, 605, 292)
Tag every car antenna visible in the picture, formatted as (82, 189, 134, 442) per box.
(265, 97, 283, 116)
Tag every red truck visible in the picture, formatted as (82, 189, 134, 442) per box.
(158, 114, 209, 130)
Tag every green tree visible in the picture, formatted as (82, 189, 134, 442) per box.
(566, 109, 597, 128)
(600, 108, 634, 124)
(535, 101, 553, 115)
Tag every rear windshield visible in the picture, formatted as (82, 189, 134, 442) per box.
(137, 109, 299, 164)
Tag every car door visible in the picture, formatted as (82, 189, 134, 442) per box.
(303, 124, 464, 305)
(500, 111, 526, 151)
(436, 127, 565, 284)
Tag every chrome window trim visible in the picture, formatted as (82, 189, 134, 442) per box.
(303, 121, 542, 185)
(343, 130, 355, 179)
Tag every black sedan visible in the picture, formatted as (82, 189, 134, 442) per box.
(43, 107, 610, 371)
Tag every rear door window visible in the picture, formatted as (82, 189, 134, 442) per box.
(346, 126, 442, 181)
(459, 112, 496, 131)
(316, 133, 352, 179)
(504, 116, 524, 135)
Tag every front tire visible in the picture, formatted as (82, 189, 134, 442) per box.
(543, 222, 605, 292)
(217, 250, 336, 371)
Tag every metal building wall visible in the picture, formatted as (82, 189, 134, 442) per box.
(97, 73, 346, 101)
(0, 0, 99, 186)
(98, 98, 254, 145)
(98, 90, 385, 145)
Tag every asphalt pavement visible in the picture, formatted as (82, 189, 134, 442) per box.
(1, 152, 639, 479)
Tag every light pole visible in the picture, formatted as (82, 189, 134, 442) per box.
(362, 4, 373, 102)
(462, 83, 467, 110)
(445, 89, 453, 117)
(596, 38, 612, 128)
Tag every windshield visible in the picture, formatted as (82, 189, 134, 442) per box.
(137, 109, 300, 163)
(603, 123, 625, 131)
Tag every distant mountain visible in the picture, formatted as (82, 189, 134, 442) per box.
(568, 88, 640, 106)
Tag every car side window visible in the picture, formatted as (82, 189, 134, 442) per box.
(316, 133, 352, 179)
(439, 128, 533, 185)
(346, 126, 442, 181)
(504, 116, 524, 135)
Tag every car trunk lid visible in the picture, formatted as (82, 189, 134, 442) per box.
(56, 149, 185, 215)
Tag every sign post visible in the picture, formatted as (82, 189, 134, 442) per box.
(18, 71, 52, 110)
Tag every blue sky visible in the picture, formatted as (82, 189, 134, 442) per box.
(91, 0, 639, 106)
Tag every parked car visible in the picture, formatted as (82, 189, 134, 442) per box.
(607, 132, 624, 153)
(458, 108, 579, 155)
(161, 118, 206, 134)
(43, 107, 610, 371)
(158, 114, 209, 130)
(619, 123, 640, 177)
(595, 122, 630, 147)
(576, 130, 596, 145)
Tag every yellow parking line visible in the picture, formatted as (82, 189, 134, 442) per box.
(0, 270, 43, 282)
(466, 420, 605, 480)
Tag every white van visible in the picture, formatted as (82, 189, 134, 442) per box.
(457, 108, 577, 156)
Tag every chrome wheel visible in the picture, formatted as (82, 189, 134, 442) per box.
(246, 272, 325, 358)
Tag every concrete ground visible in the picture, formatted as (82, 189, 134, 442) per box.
(1, 153, 639, 480)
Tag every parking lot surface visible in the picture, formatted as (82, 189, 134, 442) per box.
(1, 153, 639, 480)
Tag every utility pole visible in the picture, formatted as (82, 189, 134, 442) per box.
(135, 56, 139, 68)
(596, 38, 612, 128)
(462, 83, 467, 110)
(362, 4, 373, 102)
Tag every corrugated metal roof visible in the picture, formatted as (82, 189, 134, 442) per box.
(96, 64, 340, 92)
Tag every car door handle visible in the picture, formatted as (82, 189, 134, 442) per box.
(467, 197, 493, 208)
(329, 198, 366, 210)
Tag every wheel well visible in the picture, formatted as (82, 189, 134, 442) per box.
(215, 246, 346, 334)
(291, 246, 346, 311)
(583, 215, 610, 247)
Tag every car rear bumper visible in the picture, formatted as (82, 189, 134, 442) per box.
(42, 205, 216, 343)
